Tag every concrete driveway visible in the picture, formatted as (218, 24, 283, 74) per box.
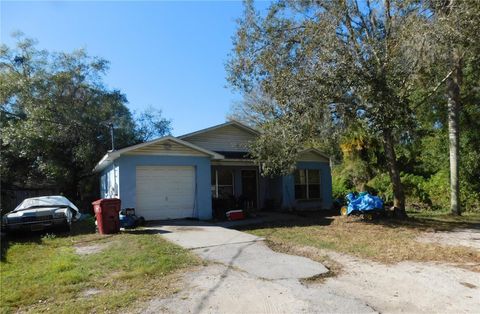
(141, 220, 376, 313)
(152, 220, 328, 280)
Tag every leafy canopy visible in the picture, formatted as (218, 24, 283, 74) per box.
(0, 33, 171, 199)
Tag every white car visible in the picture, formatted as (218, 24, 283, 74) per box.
(2, 196, 81, 232)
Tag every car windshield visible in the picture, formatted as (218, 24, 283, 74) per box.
(15, 205, 68, 211)
(13, 196, 80, 217)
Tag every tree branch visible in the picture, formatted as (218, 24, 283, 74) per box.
(414, 69, 454, 109)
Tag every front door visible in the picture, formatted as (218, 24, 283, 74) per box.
(241, 170, 257, 209)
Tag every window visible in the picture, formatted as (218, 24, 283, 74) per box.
(211, 168, 234, 199)
(294, 169, 307, 200)
(294, 169, 321, 200)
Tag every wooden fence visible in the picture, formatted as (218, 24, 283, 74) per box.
(1, 188, 59, 213)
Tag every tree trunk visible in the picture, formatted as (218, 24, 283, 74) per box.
(382, 129, 406, 217)
(446, 51, 462, 216)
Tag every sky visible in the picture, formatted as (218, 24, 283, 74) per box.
(1, 1, 269, 136)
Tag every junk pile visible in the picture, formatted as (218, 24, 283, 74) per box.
(119, 208, 145, 229)
(341, 192, 384, 216)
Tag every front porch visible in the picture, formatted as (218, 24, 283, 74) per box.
(210, 162, 282, 218)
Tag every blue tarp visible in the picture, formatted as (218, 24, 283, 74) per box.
(346, 192, 384, 215)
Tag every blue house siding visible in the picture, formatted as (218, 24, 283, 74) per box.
(281, 161, 332, 210)
(117, 155, 213, 220)
(94, 122, 335, 220)
(99, 165, 111, 198)
(100, 162, 119, 198)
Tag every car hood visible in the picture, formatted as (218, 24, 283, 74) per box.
(6, 207, 67, 218)
(10, 196, 81, 219)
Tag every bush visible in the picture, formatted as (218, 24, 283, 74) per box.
(422, 170, 450, 211)
(400, 173, 431, 208)
(367, 173, 393, 204)
(331, 167, 355, 200)
(459, 184, 480, 212)
(333, 168, 480, 212)
(367, 173, 431, 209)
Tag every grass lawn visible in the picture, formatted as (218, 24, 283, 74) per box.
(0, 220, 200, 314)
(244, 210, 480, 270)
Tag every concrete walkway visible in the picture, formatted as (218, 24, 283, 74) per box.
(151, 221, 328, 280)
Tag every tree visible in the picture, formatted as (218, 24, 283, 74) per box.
(425, 0, 480, 215)
(227, 0, 429, 215)
(229, 87, 343, 161)
(0, 34, 171, 205)
(134, 106, 172, 141)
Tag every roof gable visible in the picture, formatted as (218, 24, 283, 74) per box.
(298, 149, 330, 163)
(93, 136, 223, 172)
(124, 139, 209, 157)
(180, 120, 259, 152)
(179, 120, 259, 139)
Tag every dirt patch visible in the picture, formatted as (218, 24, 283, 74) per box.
(264, 241, 480, 313)
(416, 228, 480, 250)
(321, 256, 480, 314)
(460, 281, 477, 289)
(74, 242, 111, 255)
(81, 288, 102, 298)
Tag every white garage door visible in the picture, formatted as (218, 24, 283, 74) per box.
(136, 166, 196, 220)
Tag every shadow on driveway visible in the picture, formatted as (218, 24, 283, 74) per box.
(124, 228, 171, 235)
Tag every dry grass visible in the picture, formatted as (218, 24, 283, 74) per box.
(245, 212, 480, 271)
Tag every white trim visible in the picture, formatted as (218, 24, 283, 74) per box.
(212, 168, 235, 199)
(178, 120, 260, 140)
(93, 136, 224, 173)
(294, 168, 321, 200)
(112, 136, 224, 159)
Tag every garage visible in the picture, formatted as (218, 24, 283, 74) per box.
(136, 165, 196, 220)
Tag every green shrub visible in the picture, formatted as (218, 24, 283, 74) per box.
(400, 173, 431, 207)
(407, 170, 479, 212)
(367, 173, 393, 203)
(331, 167, 356, 200)
(422, 170, 450, 211)
(333, 167, 479, 212)
(367, 173, 431, 208)
(460, 180, 480, 212)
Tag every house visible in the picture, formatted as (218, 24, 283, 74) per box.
(93, 120, 332, 220)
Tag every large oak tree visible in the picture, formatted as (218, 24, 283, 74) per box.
(1, 34, 171, 207)
(227, 0, 430, 215)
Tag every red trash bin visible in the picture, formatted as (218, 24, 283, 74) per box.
(92, 198, 121, 234)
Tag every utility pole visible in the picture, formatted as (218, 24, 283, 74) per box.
(109, 122, 115, 151)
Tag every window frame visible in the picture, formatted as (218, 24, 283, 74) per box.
(212, 168, 235, 199)
(294, 169, 321, 201)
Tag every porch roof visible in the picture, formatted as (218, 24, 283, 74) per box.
(214, 151, 252, 159)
